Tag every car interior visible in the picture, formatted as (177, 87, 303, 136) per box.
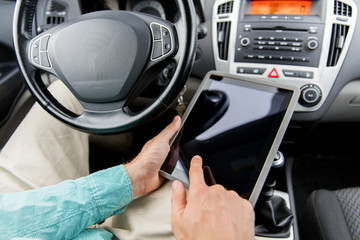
(1, 0, 360, 239)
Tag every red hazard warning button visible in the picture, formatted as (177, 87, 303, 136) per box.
(268, 68, 279, 78)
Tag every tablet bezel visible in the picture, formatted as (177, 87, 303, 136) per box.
(160, 71, 300, 206)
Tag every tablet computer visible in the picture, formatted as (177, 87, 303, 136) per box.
(160, 71, 299, 206)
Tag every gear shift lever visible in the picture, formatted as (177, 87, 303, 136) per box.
(255, 151, 293, 238)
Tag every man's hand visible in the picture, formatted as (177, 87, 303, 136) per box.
(124, 116, 181, 198)
(171, 156, 255, 240)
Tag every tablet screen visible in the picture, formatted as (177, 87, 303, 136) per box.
(160, 73, 296, 204)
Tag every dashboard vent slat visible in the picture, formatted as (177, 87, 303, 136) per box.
(217, 21, 231, 60)
(334, 0, 352, 17)
(327, 24, 349, 66)
(50, 1, 66, 12)
(218, 1, 234, 14)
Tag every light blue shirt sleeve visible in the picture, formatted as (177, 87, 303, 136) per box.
(0, 165, 133, 240)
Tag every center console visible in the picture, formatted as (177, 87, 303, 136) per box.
(212, 0, 357, 239)
(213, 0, 357, 112)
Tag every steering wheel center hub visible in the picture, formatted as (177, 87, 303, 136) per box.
(48, 11, 151, 103)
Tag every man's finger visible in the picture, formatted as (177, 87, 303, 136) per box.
(157, 115, 181, 140)
(171, 180, 187, 220)
(189, 156, 206, 186)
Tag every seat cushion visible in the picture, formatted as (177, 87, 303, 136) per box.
(334, 188, 360, 240)
(301, 188, 360, 240)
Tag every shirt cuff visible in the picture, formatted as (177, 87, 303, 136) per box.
(86, 165, 133, 221)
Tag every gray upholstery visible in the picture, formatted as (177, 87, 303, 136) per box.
(301, 188, 360, 240)
(334, 188, 360, 240)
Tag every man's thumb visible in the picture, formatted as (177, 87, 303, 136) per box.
(171, 180, 186, 219)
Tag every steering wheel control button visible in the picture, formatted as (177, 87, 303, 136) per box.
(152, 41, 163, 59)
(151, 24, 161, 40)
(300, 84, 322, 107)
(40, 35, 50, 51)
(237, 67, 266, 75)
(150, 23, 173, 61)
(268, 68, 279, 78)
(31, 40, 41, 65)
(40, 52, 51, 68)
(30, 35, 52, 69)
(162, 27, 172, 54)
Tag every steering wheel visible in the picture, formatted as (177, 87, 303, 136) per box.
(13, 0, 197, 134)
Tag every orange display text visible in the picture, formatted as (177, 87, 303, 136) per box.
(251, 0, 312, 15)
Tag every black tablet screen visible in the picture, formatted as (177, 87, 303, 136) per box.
(161, 76, 293, 199)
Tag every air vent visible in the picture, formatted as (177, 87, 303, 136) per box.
(45, 1, 66, 26)
(46, 16, 65, 25)
(217, 21, 231, 60)
(334, 0, 352, 17)
(218, 1, 234, 14)
(327, 24, 349, 66)
(49, 1, 66, 12)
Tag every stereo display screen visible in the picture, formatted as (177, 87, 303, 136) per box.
(250, 0, 312, 15)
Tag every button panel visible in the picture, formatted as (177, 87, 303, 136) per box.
(245, 54, 310, 62)
(282, 70, 314, 79)
(237, 67, 266, 75)
(150, 23, 173, 61)
(31, 34, 52, 69)
(234, 22, 324, 67)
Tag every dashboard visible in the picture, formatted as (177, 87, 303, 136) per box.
(212, 0, 357, 116)
(32, 0, 360, 122)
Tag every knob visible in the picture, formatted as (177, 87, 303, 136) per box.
(197, 25, 208, 39)
(240, 37, 251, 47)
(299, 84, 322, 107)
(307, 39, 319, 50)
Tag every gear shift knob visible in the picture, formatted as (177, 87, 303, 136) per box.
(266, 151, 285, 185)
(255, 151, 293, 237)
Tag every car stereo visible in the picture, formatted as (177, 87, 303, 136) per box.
(235, 0, 325, 67)
(213, 0, 357, 112)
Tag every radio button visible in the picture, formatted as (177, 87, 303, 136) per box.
(243, 25, 251, 32)
(244, 54, 257, 59)
(254, 41, 266, 45)
(245, 54, 255, 59)
(295, 57, 310, 62)
(291, 47, 302, 52)
(309, 26, 318, 34)
(254, 46, 264, 50)
(307, 39, 319, 50)
(287, 37, 303, 42)
(240, 37, 251, 47)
